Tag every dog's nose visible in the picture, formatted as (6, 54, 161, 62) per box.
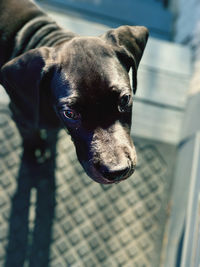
(101, 165, 131, 181)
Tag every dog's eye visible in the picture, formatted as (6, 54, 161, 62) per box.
(63, 109, 80, 120)
(118, 94, 131, 112)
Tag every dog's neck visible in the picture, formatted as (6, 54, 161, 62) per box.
(0, 0, 76, 66)
(11, 16, 77, 59)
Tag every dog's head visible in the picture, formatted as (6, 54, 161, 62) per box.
(0, 25, 148, 184)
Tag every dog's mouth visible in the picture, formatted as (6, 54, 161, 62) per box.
(81, 160, 135, 184)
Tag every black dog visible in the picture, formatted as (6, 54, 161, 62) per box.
(0, 0, 148, 184)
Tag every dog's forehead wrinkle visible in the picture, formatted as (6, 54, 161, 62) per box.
(60, 38, 119, 71)
(67, 66, 129, 99)
(58, 40, 113, 75)
(55, 42, 131, 100)
(69, 36, 114, 54)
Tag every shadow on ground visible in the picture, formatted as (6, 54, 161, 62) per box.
(5, 130, 58, 267)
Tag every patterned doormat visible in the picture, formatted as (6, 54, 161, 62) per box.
(0, 104, 175, 267)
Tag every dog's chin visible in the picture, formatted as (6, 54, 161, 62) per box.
(81, 161, 135, 184)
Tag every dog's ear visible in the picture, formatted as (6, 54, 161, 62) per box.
(0, 47, 53, 129)
(102, 25, 149, 94)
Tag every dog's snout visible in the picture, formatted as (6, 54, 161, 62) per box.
(99, 164, 132, 182)
(104, 168, 129, 181)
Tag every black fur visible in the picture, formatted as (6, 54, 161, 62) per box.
(0, 0, 148, 184)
